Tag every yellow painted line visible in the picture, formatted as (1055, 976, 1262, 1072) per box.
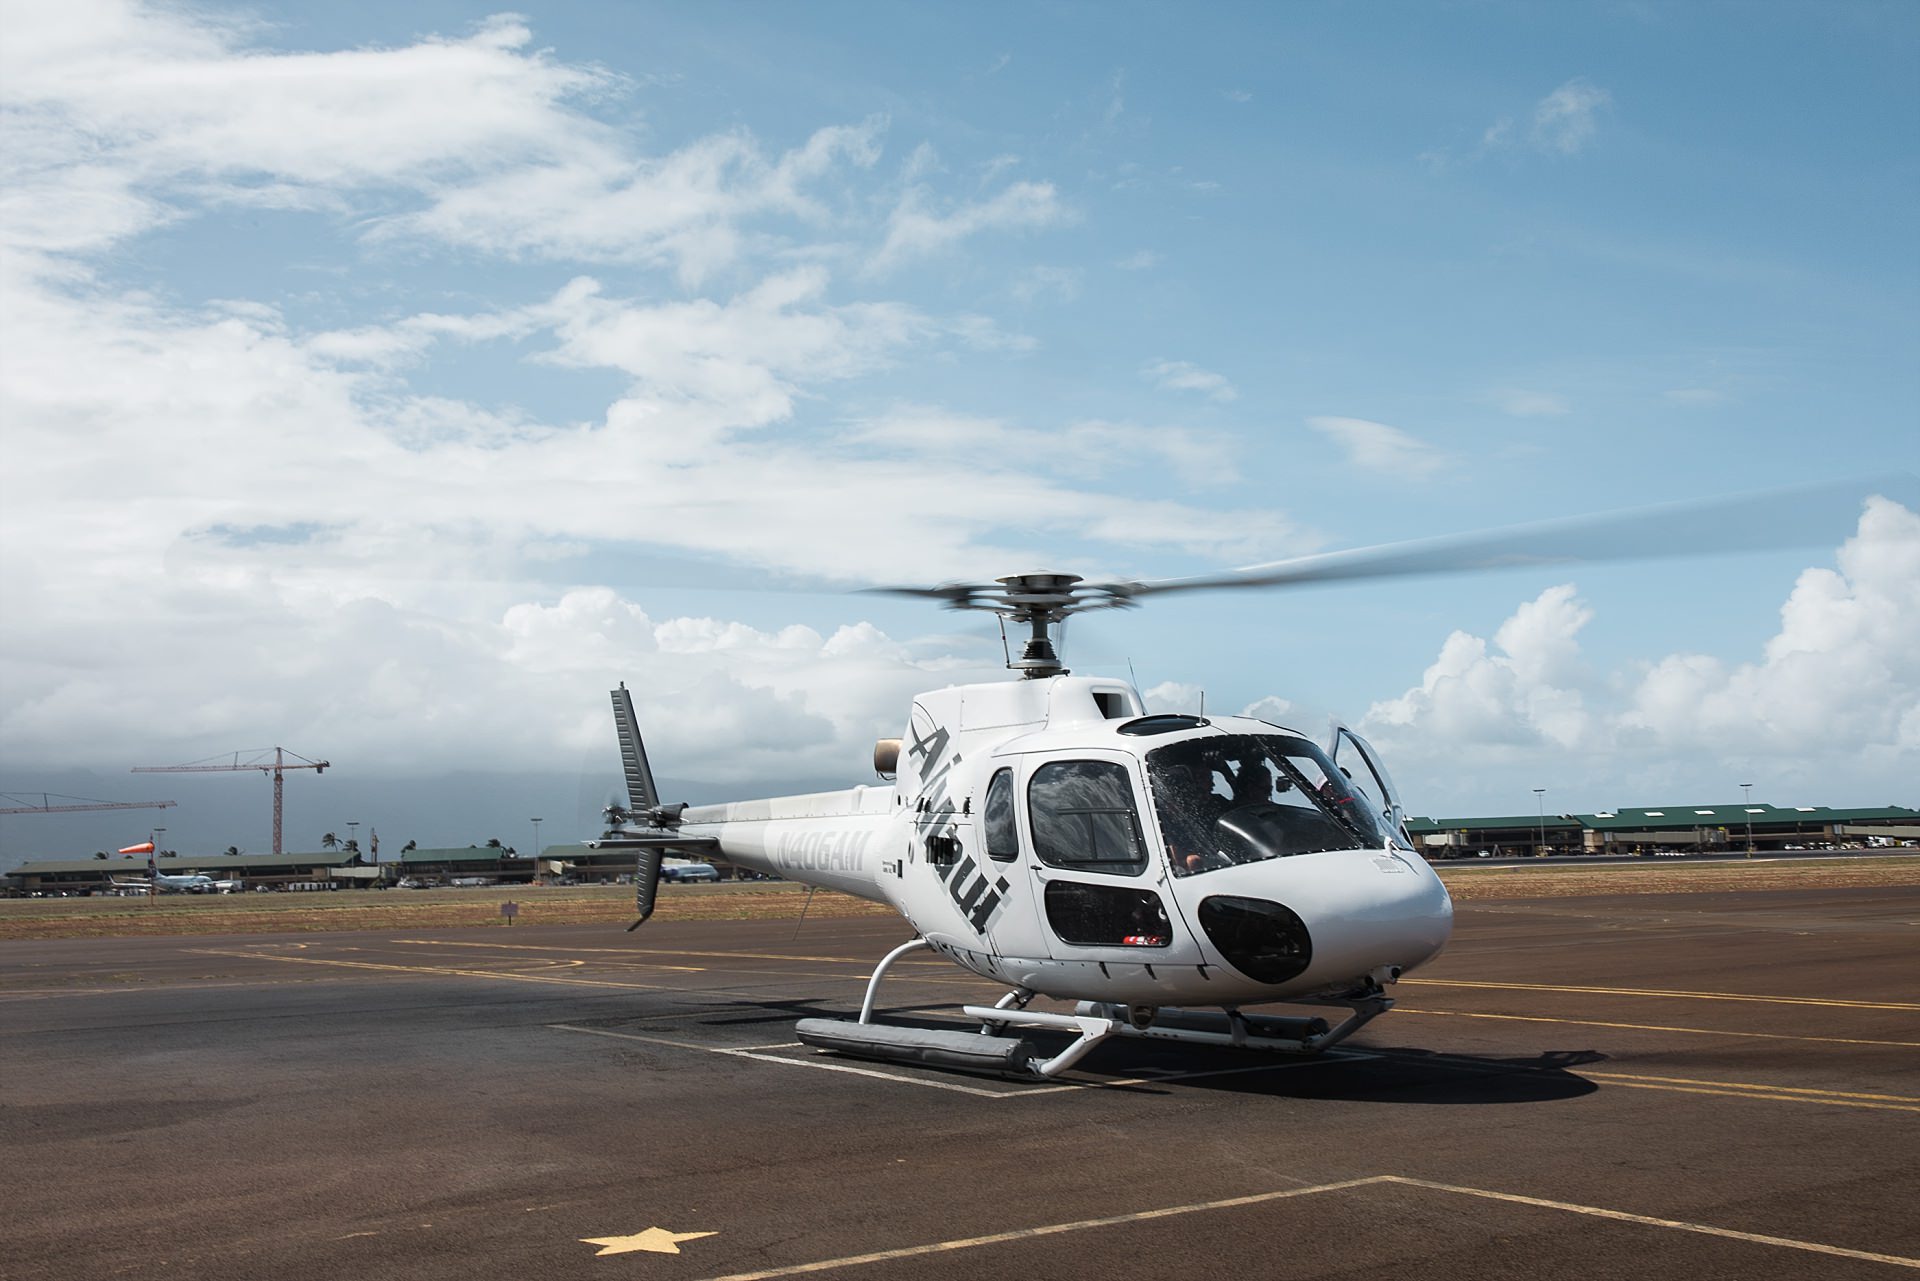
(1584, 1070, 1920, 1108)
(1589, 1075, 1920, 1106)
(1395, 1006, 1920, 1049)
(188, 949, 680, 992)
(390, 938, 945, 967)
(379, 942, 706, 972)
(1403, 977, 1920, 1012)
(690, 1174, 1920, 1280)
(1590, 1080, 1920, 1113)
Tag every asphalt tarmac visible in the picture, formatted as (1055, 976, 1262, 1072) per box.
(4, 884, 1917, 1280)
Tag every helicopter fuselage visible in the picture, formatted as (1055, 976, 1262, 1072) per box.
(677, 676, 1452, 1011)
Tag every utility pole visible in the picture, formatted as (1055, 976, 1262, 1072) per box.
(1741, 782, 1755, 856)
(1533, 788, 1547, 857)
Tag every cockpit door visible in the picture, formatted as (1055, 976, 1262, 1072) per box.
(1330, 726, 1410, 849)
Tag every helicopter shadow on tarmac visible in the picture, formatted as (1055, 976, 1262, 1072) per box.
(587, 996, 1607, 1104)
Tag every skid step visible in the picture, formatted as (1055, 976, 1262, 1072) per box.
(795, 1018, 1039, 1077)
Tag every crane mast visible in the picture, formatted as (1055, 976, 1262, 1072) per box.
(132, 747, 328, 855)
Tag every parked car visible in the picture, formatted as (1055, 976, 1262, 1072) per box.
(660, 861, 720, 883)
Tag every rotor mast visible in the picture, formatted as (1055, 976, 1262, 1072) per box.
(872, 572, 1136, 679)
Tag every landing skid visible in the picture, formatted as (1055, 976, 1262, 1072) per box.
(793, 937, 1394, 1080)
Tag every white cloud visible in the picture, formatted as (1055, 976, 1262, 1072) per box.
(1426, 78, 1611, 171)
(1494, 388, 1571, 417)
(872, 177, 1072, 272)
(1143, 359, 1237, 403)
(1305, 416, 1450, 479)
(1530, 78, 1611, 155)
(1115, 250, 1160, 271)
(1359, 499, 1920, 809)
(1664, 387, 1728, 407)
(1011, 265, 1081, 304)
(1144, 681, 1205, 715)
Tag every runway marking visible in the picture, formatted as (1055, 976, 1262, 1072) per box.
(1586, 1071, 1920, 1104)
(391, 938, 947, 968)
(548, 1023, 1014, 1097)
(188, 948, 682, 992)
(549, 1023, 1369, 1098)
(1385, 1177, 1920, 1269)
(378, 941, 708, 972)
(1396, 1005, 1920, 1049)
(1403, 977, 1920, 1012)
(690, 1174, 1920, 1280)
(1583, 1071, 1920, 1113)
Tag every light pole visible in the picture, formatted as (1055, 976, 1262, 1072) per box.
(150, 827, 165, 898)
(530, 818, 543, 885)
(1533, 789, 1547, 857)
(346, 821, 359, 862)
(1741, 782, 1754, 856)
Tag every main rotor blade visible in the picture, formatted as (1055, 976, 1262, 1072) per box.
(1120, 476, 1911, 600)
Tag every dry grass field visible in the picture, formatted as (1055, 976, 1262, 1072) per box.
(3, 855, 1916, 941)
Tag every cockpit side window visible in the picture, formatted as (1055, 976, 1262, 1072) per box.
(1027, 760, 1148, 875)
(983, 768, 1018, 862)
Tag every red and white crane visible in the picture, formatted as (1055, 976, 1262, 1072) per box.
(133, 747, 328, 856)
(0, 794, 177, 815)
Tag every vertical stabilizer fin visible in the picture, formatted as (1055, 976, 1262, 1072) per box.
(628, 845, 666, 929)
(611, 683, 661, 814)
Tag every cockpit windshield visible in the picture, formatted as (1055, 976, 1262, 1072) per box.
(1146, 733, 1388, 876)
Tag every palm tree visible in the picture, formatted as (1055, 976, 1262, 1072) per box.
(402, 839, 417, 853)
(93, 851, 108, 860)
(343, 838, 359, 853)
(485, 837, 503, 849)
(322, 832, 338, 850)
(224, 846, 241, 857)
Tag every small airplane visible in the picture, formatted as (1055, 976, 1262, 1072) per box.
(110, 871, 221, 894)
(594, 481, 1900, 1080)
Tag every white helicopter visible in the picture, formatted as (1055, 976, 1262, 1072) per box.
(595, 482, 1893, 1079)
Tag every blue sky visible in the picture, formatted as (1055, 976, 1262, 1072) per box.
(2, 1, 1915, 860)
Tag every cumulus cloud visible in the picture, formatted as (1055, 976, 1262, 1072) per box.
(1359, 499, 1920, 810)
(1531, 78, 1612, 155)
(1144, 681, 1205, 715)
(1305, 416, 1450, 479)
(0, 4, 1328, 811)
(1143, 359, 1237, 402)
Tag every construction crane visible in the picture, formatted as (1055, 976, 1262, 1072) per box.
(133, 747, 328, 856)
(0, 793, 177, 815)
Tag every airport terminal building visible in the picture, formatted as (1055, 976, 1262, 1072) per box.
(1409, 802, 1920, 858)
(7, 801, 1917, 895)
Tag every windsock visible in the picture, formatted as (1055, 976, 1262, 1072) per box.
(118, 841, 155, 855)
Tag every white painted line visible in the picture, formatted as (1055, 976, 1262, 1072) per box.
(685, 1174, 1920, 1281)
(1388, 1176, 1920, 1270)
(692, 1177, 1394, 1281)
(550, 1023, 1370, 1100)
(549, 1024, 1010, 1097)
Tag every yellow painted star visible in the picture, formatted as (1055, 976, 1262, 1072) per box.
(580, 1227, 718, 1257)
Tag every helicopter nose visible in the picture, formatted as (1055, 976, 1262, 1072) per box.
(1182, 851, 1452, 990)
